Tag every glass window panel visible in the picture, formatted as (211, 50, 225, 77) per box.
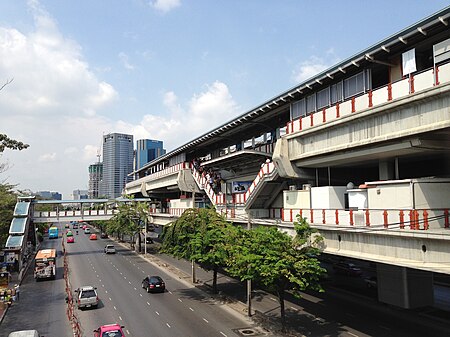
(317, 87, 330, 109)
(306, 94, 316, 114)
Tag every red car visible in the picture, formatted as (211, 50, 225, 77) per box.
(93, 324, 125, 337)
(89, 234, 97, 240)
(67, 236, 75, 243)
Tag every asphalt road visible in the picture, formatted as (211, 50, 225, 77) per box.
(65, 224, 253, 337)
(0, 224, 72, 337)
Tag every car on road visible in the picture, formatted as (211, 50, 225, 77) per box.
(142, 275, 165, 293)
(333, 262, 362, 276)
(73, 223, 78, 229)
(64, 223, 70, 228)
(93, 324, 125, 337)
(67, 236, 75, 243)
(89, 233, 97, 240)
(104, 245, 116, 254)
(100, 232, 108, 239)
(84, 228, 91, 234)
(145, 237, 153, 244)
(67, 230, 73, 237)
(75, 285, 98, 309)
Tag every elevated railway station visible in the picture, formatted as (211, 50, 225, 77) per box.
(123, 8, 450, 310)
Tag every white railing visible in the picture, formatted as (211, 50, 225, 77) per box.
(286, 63, 450, 135)
(128, 162, 192, 188)
(281, 208, 450, 231)
(233, 161, 276, 205)
(191, 169, 226, 205)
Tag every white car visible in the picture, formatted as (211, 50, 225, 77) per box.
(104, 245, 116, 254)
(84, 228, 91, 234)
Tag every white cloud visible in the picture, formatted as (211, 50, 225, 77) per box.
(137, 81, 240, 150)
(0, 1, 118, 197)
(291, 50, 340, 84)
(39, 152, 57, 162)
(0, 1, 240, 199)
(118, 52, 135, 70)
(151, 0, 181, 13)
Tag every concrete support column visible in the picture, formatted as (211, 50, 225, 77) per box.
(379, 159, 395, 180)
(377, 263, 434, 309)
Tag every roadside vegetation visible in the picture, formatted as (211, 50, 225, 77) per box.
(0, 131, 30, 246)
(160, 208, 326, 330)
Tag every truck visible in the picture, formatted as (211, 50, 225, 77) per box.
(48, 226, 58, 239)
(34, 249, 56, 280)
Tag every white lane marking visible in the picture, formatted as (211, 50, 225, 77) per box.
(119, 316, 122, 321)
(105, 290, 108, 294)
(128, 281, 131, 285)
(347, 332, 359, 337)
(270, 297, 277, 301)
(155, 311, 160, 316)
(134, 287, 137, 290)
(166, 323, 171, 328)
(189, 307, 194, 312)
(126, 330, 130, 335)
(113, 306, 117, 310)
(168, 291, 173, 294)
(120, 272, 123, 275)
(124, 276, 127, 279)
(178, 298, 182, 302)
(142, 270, 145, 273)
(102, 284, 105, 287)
(290, 306, 299, 311)
(147, 302, 151, 306)
(139, 293, 143, 297)
(203, 318, 209, 323)
(220, 332, 227, 337)
(109, 297, 112, 301)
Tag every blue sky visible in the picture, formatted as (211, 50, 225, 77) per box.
(1, 0, 449, 198)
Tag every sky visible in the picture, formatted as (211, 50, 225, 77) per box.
(0, 0, 449, 199)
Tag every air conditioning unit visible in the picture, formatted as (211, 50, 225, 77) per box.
(302, 184, 311, 190)
(289, 185, 297, 191)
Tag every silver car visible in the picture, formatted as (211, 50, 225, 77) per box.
(75, 285, 98, 309)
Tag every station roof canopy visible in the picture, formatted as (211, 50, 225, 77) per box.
(9, 218, 27, 235)
(5, 235, 24, 249)
(13, 202, 30, 217)
(132, 6, 450, 176)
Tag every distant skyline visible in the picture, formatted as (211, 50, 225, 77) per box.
(1, 1, 449, 198)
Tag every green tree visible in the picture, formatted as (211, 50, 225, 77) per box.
(109, 199, 149, 250)
(0, 183, 17, 245)
(161, 208, 233, 293)
(226, 215, 326, 331)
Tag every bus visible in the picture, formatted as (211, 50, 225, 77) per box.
(48, 226, 58, 239)
(34, 249, 57, 280)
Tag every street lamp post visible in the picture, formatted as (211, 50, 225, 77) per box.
(144, 216, 147, 258)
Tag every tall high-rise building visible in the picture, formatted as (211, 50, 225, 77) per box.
(73, 189, 89, 200)
(135, 139, 165, 170)
(100, 133, 134, 198)
(88, 162, 103, 198)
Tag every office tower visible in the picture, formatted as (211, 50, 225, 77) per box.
(100, 133, 134, 198)
(88, 162, 103, 198)
(73, 189, 89, 200)
(135, 139, 166, 170)
(35, 191, 62, 200)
